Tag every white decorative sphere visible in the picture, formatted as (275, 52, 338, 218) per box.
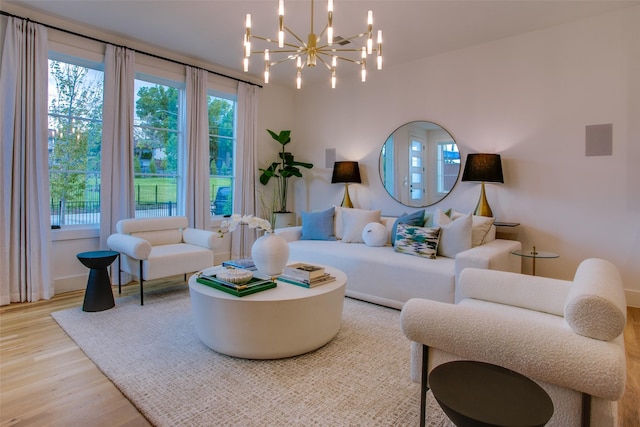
(362, 222, 387, 247)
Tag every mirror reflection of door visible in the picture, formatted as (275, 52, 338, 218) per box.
(379, 121, 461, 207)
(409, 134, 426, 205)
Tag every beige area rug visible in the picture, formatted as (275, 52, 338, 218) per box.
(52, 286, 450, 426)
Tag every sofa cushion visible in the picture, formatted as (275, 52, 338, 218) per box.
(452, 210, 495, 247)
(131, 229, 184, 246)
(141, 243, 214, 281)
(117, 216, 188, 234)
(342, 209, 382, 243)
(435, 209, 472, 258)
(391, 209, 425, 246)
(362, 222, 388, 247)
(333, 205, 345, 239)
(301, 207, 336, 240)
(564, 258, 627, 341)
(394, 223, 440, 259)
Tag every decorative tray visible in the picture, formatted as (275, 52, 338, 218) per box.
(195, 272, 276, 297)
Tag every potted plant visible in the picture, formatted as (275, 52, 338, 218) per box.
(259, 129, 313, 226)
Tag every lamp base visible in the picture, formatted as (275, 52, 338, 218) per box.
(341, 183, 354, 208)
(474, 182, 494, 217)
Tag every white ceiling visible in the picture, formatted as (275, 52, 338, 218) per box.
(4, 0, 639, 88)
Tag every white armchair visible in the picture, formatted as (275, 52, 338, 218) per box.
(107, 216, 217, 305)
(400, 258, 627, 427)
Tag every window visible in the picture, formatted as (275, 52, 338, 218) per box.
(208, 93, 236, 217)
(133, 76, 182, 218)
(437, 141, 460, 193)
(48, 56, 104, 226)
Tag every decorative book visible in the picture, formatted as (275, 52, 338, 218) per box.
(222, 257, 257, 271)
(277, 274, 336, 288)
(282, 263, 325, 281)
(196, 272, 275, 297)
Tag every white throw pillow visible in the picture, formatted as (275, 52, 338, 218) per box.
(435, 209, 472, 257)
(333, 205, 345, 239)
(452, 210, 495, 247)
(342, 209, 382, 243)
(362, 222, 388, 247)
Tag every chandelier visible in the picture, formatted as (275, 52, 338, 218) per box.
(243, 0, 383, 89)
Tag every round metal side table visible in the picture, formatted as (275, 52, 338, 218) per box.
(510, 246, 559, 276)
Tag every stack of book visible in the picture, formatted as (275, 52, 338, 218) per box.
(195, 272, 275, 297)
(221, 257, 257, 271)
(278, 263, 335, 288)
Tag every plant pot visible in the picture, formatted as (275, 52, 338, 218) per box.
(273, 212, 296, 229)
(251, 232, 290, 276)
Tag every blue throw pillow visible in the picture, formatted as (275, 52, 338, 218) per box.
(391, 209, 425, 246)
(301, 207, 336, 240)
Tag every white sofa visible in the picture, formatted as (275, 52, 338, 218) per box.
(400, 258, 627, 426)
(276, 212, 522, 308)
(107, 216, 217, 305)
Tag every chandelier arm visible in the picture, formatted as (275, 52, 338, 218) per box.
(255, 49, 304, 55)
(269, 55, 303, 67)
(283, 25, 307, 47)
(320, 53, 363, 65)
(315, 54, 333, 71)
(318, 47, 365, 54)
(317, 23, 328, 40)
(250, 35, 300, 50)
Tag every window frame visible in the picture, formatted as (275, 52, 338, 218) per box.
(47, 52, 105, 228)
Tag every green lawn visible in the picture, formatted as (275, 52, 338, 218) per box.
(133, 176, 232, 203)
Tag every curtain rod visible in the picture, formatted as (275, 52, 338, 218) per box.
(0, 10, 262, 88)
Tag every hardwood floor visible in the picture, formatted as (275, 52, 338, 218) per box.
(1, 281, 639, 427)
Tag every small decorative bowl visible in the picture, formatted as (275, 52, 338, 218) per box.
(216, 267, 253, 285)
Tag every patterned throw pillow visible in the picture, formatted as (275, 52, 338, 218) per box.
(391, 209, 425, 246)
(394, 223, 441, 259)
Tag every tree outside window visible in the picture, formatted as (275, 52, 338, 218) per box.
(48, 58, 104, 226)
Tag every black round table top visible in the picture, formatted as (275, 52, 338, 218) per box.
(429, 360, 554, 427)
(76, 250, 119, 269)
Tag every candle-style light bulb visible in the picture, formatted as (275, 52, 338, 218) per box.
(278, 0, 285, 48)
(377, 30, 383, 70)
(327, 0, 333, 45)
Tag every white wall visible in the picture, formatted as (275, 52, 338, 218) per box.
(289, 6, 640, 305)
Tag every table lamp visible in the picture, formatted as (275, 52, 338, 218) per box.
(461, 153, 503, 217)
(331, 161, 361, 208)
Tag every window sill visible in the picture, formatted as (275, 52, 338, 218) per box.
(51, 225, 100, 242)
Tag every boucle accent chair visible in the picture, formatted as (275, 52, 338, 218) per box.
(400, 258, 627, 427)
(107, 216, 216, 305)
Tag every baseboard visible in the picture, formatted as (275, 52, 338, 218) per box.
(625, 289, 640, 308)
(55, 275, 87, 294)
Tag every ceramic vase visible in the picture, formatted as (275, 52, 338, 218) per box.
(251, 232, 290, 276)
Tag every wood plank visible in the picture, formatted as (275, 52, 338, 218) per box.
(1, 279, 639, 426)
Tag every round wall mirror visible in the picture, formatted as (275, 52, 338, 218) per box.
(379, 121, 461, 207)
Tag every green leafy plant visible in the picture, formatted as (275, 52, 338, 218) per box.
(259, 129, 313, 213)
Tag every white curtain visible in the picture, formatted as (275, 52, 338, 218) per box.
(183, 67, 210, 229)
(0, 18, 54, 304)
(99, 45, 135, 249)
(231, 82, 260, 258)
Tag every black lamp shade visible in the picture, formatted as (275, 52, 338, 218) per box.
(461, 154, 504, 183)
(331, 161, 361, 184)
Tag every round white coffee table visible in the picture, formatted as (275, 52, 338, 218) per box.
(188, 264, 347, 359)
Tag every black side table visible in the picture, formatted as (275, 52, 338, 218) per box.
(77, 250, 119, 312)
(429, 360, 553, 427)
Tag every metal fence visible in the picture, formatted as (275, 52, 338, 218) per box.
(50, 181, 232, 225)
